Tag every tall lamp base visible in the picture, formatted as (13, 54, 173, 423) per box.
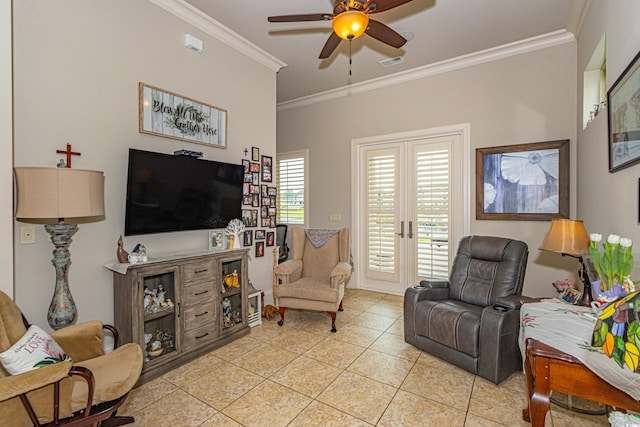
(577, 257, 594, 307)
(45, 223, 78, 330)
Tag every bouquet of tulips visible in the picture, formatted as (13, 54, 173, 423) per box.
(589, 233, 634, 292)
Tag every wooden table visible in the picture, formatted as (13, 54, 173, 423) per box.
(522, 337, 640, 426)
(519, 299, 640, 425)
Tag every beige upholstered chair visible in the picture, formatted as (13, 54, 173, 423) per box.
(274, 227, 351, 332)
(0, 291, 143, 427)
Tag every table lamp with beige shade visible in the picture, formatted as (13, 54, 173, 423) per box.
(14, 167, 105, 329)
(539, 219, 592, 306)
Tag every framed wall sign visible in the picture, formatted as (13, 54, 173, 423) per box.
(476, 139, 570, 221)
(139, 82, 227, 148)
(608, 49, 640, 172)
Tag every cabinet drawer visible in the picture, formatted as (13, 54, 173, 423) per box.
(182, 260, 216, 283)
(184, 301, 216, 330)
(183, 281, 215, 306)
(183, 323, 217, 351)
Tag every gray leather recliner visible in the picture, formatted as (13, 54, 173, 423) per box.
(404, 235, 528, 384)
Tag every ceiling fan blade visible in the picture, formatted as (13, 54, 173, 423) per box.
(268, 13, 332, 23)
(368, 0, 413, 14)
(365, 19, 407, 48)
(319, 33, 342, 59)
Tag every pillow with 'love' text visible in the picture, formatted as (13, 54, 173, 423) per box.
(0, 325, 72, 375)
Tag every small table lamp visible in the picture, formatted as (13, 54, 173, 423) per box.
(539, 219, 592, 305)
(14, 167, 105, 329)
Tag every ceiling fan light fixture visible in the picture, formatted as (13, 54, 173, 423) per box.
(332, 11, 369, 40)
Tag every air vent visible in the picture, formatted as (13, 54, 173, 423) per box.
(379, 57, 404, 68)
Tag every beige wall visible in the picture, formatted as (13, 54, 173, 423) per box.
(12, 1, 278, 327)
(1, 0, 12, 298)
(277, 43, 578, 298)
(577, 1, 640, 262)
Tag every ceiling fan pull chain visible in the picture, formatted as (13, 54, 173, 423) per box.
(349, 39, 353, 76)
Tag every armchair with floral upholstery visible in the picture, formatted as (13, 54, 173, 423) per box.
(0, 291, 143, 427)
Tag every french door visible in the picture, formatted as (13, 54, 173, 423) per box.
(352, 127, 468, 295)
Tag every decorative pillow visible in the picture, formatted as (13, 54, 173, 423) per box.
(0, 325, 72, 375)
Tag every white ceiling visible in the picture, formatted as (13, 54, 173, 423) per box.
(184, 0, 586, 103)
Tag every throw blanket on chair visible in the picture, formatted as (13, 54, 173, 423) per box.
(304, 228, 354, 268)
(305, 229, 340, 248)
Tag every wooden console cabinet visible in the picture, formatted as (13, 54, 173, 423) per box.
(108, 249, 250, 384)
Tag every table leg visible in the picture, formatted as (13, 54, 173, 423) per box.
(523, 341, 551, 426)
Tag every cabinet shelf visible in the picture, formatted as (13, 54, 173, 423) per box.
(144, 307, 175, 322)
(222, 288, 241, 297)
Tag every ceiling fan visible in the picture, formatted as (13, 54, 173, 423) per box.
(268, 0, 413, 59)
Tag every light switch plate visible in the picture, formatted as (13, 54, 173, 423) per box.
(329, 213, 341, 222)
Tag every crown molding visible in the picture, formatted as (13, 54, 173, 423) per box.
(149, 0, 286, 72)
(566, 0, 590, 37)
(278, 30, 576, 112)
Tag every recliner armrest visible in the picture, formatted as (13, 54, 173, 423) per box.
(419, 279, 450, 288)
(406, 283, 450, 302)
(494, 295, 524, 311)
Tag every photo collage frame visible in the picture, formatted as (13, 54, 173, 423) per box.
(241, 148, 277, 256)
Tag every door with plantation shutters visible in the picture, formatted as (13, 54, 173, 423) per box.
(353, 129, 468, 295)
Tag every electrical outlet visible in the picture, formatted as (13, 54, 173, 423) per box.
(20, 225, 36, 244)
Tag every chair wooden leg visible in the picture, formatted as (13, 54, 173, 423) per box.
(277, 306, 287, 326)
(338, 300, 343, 311)
(327, 311, 337, 332)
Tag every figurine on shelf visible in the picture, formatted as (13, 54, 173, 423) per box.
(222, 298, 231, 317)
(143, 286, 152, 310)
(224, 270, 240, 288)
(157, 284, 165, 304)
(117, 235, 129, 263)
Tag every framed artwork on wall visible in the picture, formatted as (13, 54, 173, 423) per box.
(261, 155, 273, 182)
(476, 139, 570, 221)
(243, 230, 253, 247)
(608, 49, 640, 172)
(255, 241, 265, 257)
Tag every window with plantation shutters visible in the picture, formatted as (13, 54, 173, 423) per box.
(276, 151, 307, 225)
(414, 148, 450, 279)
(366, 147, 400, 281)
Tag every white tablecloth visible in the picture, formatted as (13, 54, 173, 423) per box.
(519, 299, 640, 400)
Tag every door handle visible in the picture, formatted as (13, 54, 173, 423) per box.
(408, 221, 413, 238)
(396, 221, 405, 238)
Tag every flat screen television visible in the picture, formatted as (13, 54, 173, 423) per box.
(124, 149, 243, 236)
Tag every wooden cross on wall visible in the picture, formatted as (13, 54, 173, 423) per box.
(56, 143, 81, 168)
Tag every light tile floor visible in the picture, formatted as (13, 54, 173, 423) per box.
(119, 289, 609, 426)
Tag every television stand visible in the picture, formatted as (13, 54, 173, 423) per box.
(106, 249, 250, 385)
